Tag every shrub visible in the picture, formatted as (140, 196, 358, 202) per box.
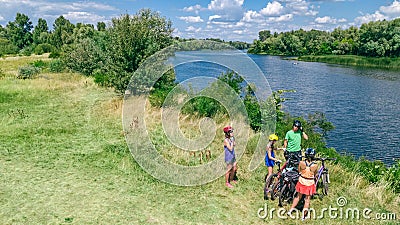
(34, 43, 54, 55)
(31, 60, 48, 69)
(49, 59, 65, 73)
(19, 46, 34, 56)
(17, 65, 40, 79)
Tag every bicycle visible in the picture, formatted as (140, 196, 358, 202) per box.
(266, 153, 301, 203)
(264, 160, 286, 200)
(314, 157, 336, 196)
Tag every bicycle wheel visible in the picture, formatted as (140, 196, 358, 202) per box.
(278, 184, 288, 207)
(264, 174, 277, 200)
(322, 173, 329, 196)
(270, 178, 281, 201)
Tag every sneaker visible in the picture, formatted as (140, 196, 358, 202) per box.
(225, 182, 234, 188)
(232, 180, 238, 184)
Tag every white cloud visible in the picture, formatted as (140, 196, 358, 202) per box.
(207, 0, 244, 11)
(182, 4, 203, 14)
(0, 15, 4, 22)
(354, 11, 387, 25)
(179, 16, 203, 23)
(185, 25, 202, 33)
(209, 15, 222, 21)
(380, 0, 400, 16)
(62, 11, 105, 23)
(233, 30, 244, 34)
(315, 16, 337, 24)
(268, 14, 293, 22)
(260, 1, 284, 16)
(242, 10, 262, 22)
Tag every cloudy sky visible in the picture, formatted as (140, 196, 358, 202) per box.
(0, 0, 399, 42)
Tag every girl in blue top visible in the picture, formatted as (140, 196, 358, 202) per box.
(265, 134, 281, 179)
(223, 126, 237, 188)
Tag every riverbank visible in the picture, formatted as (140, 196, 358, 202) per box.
(298, 55, 400, 70)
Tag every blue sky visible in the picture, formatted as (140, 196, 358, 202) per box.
(0, 0, 399, 42)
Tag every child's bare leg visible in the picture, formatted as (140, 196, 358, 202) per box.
(289, 193, 302, 211)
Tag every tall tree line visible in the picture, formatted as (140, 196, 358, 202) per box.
(248, 18, 400, 57)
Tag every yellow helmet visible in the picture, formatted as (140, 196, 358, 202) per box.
(269, 134, 279, 141)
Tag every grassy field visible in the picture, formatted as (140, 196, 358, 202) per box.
(0, 55, 399, 224)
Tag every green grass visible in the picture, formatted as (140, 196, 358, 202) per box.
(298, 55, 400, 70)
(1, 55, 399, 224)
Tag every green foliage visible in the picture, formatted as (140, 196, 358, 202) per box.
(243, 84, 262, 131)
(31, 60, 48, 69)
(249, 18, 400, 58)
(32, 18, 49, 45)
(182, 96, 227, 118)
(50, 16, 75, 49)
(62, 37, 104, 76)
(148, 69, 178, 108)
(217, 70, 244, 94)
(383, 160, 400, 193)
(5, 13, 33, 49)
(49, 59, 65, 73)
(102, 9, 174, 94)
(0, 38, 19, 56)
(17, 65, 40, 79)
(34, 43, 54, 55)
(19, 45, 34, 56)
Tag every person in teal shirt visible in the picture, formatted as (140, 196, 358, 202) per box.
(283, 120, 308, 167)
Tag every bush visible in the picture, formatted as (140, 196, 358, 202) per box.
(17, 65, 40, 79)
(49, 59, 65, 73)
(49, 49, 61, 58)
(19, 46, 34, 56)
(0, 38, 19, 56)
(31, 60, 48, 69)
(34, 43, 54, 55)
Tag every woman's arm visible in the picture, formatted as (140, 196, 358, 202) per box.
(267, 148, 277, 161)
(224, 139, 234, 151)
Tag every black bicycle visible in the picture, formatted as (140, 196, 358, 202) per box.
(264, 160, 286, 200)
(314, 157, 336, 196)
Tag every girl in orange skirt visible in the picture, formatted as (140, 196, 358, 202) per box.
(288, 148, 318, 220)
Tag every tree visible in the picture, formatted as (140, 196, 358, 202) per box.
(33, 18, 49, 45)
(50, 16, 74, 49)
(259, 30, 271, 42)
(5, 13, 33, 49)
(102, 9, 174, 93)
(97, 22, 106, 31)
(62, 25, 105, 76)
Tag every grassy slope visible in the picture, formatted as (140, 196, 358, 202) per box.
(0, 55, 399, 224)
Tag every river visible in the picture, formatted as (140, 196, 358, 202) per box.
(172, 53, 400, 165)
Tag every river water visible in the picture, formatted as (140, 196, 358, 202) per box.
(172, 53, 400, 165)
